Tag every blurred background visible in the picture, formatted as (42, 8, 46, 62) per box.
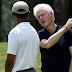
(0, 0, 72, 42)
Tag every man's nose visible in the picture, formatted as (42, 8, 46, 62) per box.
(40, 16, 43, 20)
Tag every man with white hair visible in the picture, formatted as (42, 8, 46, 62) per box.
(33, 3, 72, 72)
(5, 1, 40, 72)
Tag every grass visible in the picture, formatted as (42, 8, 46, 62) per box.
(0, 42, 41, 72)
(0, 42, 7, 72)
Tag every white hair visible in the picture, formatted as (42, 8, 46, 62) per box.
(33, 3, 55, 21)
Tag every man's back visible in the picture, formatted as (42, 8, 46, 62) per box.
(8, 22, 40, 72)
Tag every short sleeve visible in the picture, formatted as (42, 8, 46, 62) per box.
(7, 31, 19, 55)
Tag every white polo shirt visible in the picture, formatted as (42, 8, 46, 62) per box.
(7, 22, 40, 72)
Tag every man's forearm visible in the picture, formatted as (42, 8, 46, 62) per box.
(46, 26, 68, 48)
(5, 54, 15, 72)
(40, 26, 68, 48)
(5, 62, 13, 72)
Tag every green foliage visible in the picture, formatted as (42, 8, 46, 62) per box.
(0, 42, 41, 72)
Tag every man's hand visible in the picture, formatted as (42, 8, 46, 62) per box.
(65, 18, 72, 30)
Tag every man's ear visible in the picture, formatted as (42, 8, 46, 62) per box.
(27, 11, 30, 17)
(50, 12, 53, 16)
(11, 12, 15, 18)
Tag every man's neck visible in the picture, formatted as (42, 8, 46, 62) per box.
(16, 19, 26, 25)
(46, 23, 57, 34)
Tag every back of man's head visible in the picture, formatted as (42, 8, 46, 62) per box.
(12, 1, 29, 18)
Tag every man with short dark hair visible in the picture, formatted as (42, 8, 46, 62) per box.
(5, 1, 40, 72)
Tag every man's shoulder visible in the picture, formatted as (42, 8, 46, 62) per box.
(9, 26, 19, 35)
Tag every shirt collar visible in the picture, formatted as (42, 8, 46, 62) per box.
(17, 22, 32, 29)
(45, 24, 61, 35)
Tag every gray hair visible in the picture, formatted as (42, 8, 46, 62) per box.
(33, 3, 55, 21)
